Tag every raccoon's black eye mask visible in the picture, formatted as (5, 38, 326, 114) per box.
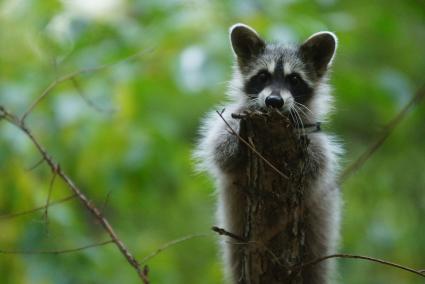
(244, 68, 314, 104)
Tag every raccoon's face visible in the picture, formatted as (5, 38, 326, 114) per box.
(229, 24, 337, 118)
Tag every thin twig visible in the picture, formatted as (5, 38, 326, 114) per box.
(0, 107, 149, 283)
(71, 77, 116, 114)
(43, 172, 57, 228)
(26, 157, 45, 171)
(101, 189, 114, 213)
(340, 84, 425, 182)
(20, 47, 154, 122)
(216, 110, 289, 179)
(213, 227, 286, 267)
(0, 195, 77, 220)
(298, 253, 425, 279)
(21, 74, 75, 122)
(0, 240, 114, 255)
(141, 233, 209, 264)
(211, 226, 247, 242)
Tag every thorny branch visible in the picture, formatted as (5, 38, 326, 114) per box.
(0, 106, 149, 284)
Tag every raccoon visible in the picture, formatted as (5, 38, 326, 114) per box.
(194, 23, 343, 284)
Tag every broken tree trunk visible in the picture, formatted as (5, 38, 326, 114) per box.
(236, 111, 314, 284)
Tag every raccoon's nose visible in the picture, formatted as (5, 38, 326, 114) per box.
(265, 95, 284, 108)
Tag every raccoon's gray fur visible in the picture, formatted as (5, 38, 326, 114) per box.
(194, 23, 343, 284)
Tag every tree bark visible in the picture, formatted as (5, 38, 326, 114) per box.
(237, 111, 313, 284)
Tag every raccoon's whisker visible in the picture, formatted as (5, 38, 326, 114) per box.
(288, 110, 298, 131)
(292, 106, 306, 138)
(295, 110, 305, 138)
(246, 97, 259, 110)
(295, 106, 308, 137)
(289, 109, 302, 138)
(293, 104, 309, 121)
(294, 102, 313, 114)
(288, 110, 296, 128)
(295, 102, 315, 118)
(294, 108, 305, 137)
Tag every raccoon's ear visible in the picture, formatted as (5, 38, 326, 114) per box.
(300, 31, 337, 77)
(229, 23, 266, 60)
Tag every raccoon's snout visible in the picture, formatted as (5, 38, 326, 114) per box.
(265, 95, 284, 109)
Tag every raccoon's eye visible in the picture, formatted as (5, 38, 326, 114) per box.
(256, 70, 270, 84)
(287, 73, 301, 86)
(244, 70, 271, 95)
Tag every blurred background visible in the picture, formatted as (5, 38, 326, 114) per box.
(0, 0, 424, 283)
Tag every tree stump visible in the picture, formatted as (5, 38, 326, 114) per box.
(237, 111, 312, 284)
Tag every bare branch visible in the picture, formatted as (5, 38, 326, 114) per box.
(141, 233, 209, 264)
(0, 195, 77, 221)
(297, 253, 425, 279)
(340, 84, 425, 182)
(0, 107, 149, 283)
(216, 110, 289, 179)
(0, 240, 113, 255)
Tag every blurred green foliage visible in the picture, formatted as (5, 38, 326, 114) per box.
(0, 0, 424, 283)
